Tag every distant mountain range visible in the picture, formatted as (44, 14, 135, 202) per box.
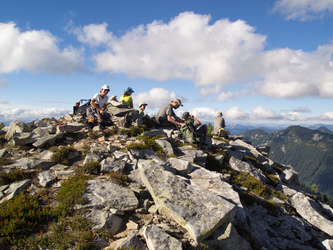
(241, 125, 333, 198)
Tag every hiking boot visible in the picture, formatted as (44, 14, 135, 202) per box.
(86, 122, 94, 131)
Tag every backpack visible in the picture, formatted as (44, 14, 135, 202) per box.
(180, 118, 200, 143)
(217, 128, 228, 138)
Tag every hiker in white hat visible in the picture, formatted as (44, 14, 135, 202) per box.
(86, 84, 110, 130)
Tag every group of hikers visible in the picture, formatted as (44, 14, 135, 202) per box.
(84, 84, 228, 146)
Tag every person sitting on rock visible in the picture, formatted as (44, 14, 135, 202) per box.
(155, 98, 184, 128)
(181, 111, 207, 143)
(86, 85, 110, 130)
(119, 87, 134, 108)
(214, 111, 228, 138)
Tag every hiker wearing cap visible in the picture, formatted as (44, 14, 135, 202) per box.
(156, 98, 184, 127)
(182, 112, 207, 138)
(138, 102, 148, 115)
(86, 85, 110, 130)
(214, 111, 227, 137)
(120, 87, 134, 108)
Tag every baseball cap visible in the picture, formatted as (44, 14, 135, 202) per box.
(101, 85, 110, 90)
(172, 98, 183, 106)
(125, 87, 134, 93)
(217, 111, 223, 116)
(182, 112, 190, 119)
(138, 102, 148, 107)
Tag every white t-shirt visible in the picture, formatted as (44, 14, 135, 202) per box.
(92, 93, 109, 109)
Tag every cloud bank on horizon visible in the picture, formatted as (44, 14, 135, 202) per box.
(0, 0, 333, 125)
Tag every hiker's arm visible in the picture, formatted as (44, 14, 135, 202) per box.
(190, 115, 201, 126)
(167, 115, 183, 126)
(91, 99, 104, 115)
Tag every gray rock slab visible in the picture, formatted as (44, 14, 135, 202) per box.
(38, 170, 56, 187)
(106, 230, 145, 250)
(5, 158, 55, 170)
(208, 222, 251, 250)
(86, 209, 123, 233)
(138, 160, 237, 244)
(1, 179, 31, 204)
(155, 138, 174, 156)
(12, 132, 37, 146)
(143, 224, 183, 250)
(290, 192, 333, 236)
(83, 153, 102, 165)
(178, 149, 207, 167)
(101, 159, 126, 173)
(54, 170, 76, 180)
(166, 157, 193, 175)
(229, 156, 267, 183)
(56, 122, 85, 133)
(32, 133, 64, 148)
(81, 179, 139, 211)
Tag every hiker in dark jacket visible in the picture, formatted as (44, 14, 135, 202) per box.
(182, 112, 207, 137)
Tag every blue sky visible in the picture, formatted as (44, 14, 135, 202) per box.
(1, 0, 333, 126)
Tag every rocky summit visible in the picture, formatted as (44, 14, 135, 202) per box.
(0, 114, 333, 249)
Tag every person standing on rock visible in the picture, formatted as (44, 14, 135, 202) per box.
(156, 98, 184, 128)
(86, 85, 110, 130)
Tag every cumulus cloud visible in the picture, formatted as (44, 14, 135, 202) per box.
(67, 21, 114, 46)
(224, 106, 249, 120)
(70, 12, 333, 100)
(273, 0, 333, 21)
(0, 107, 70, 123)
(0, 22, 84, 75)
(133, 88, 182, 109)
(251, 106, 282, 119)
(320, 111, 333, 120)
(254, 45, 333, 98)
(88, 12, 266, 85)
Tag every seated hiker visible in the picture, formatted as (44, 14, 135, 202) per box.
(181, 111, 207, 143)
(119, 87, 134, 108)
(86, 85, 110, 130)
(132, 101, 147, 126)
(155, 98, 184, 128)
(214, 111, 228, 138)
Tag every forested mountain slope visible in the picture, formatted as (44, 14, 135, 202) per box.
(242, 126, 333, 198)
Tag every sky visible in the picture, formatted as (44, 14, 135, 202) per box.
(1, 0, 333, 127)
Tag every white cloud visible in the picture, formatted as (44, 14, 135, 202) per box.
(320, 111, 333, 120)
(67, 22, 114, 46)
(0, 22, 84, 75)
(0, 107, 70, 123)
(254, 45, 333, 98)
(133, 88, 181, 109)
(251, 106, 282, 119)
(216, 90, 235, 102)
(273, 0, 333, 21)
(74, 12, 333, 100)
(224, 106, 249, 120)
(90, 12, 266, 85)
(282, 112, 308, 121)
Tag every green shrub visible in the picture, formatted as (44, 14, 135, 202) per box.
(0, 194, 51, 247)
(125, 142, 150, 150)
(0, 123, 4, 130)
(50, 146, 76, 165)
(0, 156, 13, 167)
(232, 172, 286, 201)
(54, 175, 91, 217)
(75, 161, 101, 175)
(109, 171, 129, 186)
(124, 126, 146, 137)
(0, 169, 34, 186)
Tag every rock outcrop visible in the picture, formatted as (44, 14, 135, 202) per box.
(0, 116, 333, 249)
